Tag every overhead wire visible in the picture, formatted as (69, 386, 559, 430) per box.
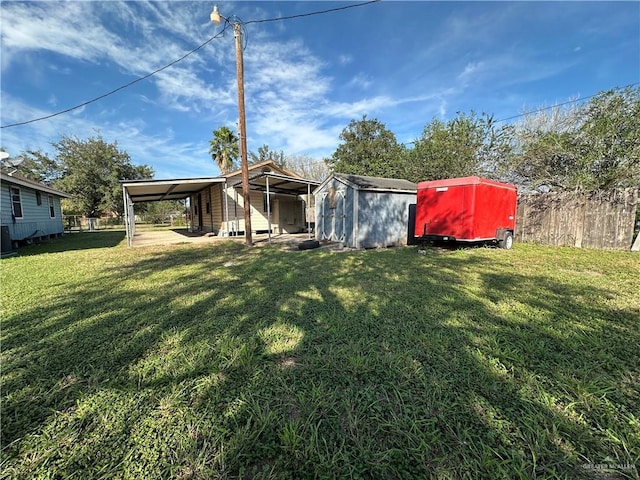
(1, 22, 232, 129)
(2, 0, 633, 132)
(493, 81, 639, 124)
(244, 0, 380, 25)
(1, 0, 379, 129)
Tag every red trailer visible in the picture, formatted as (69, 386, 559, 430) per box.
(414, 176, 517, 249)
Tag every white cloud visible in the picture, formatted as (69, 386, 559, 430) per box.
(347, 73, 372, 90)
(1, 2, 122, 69)
(0, 94, 212, 178)
(438, 100, 447, 118)
(457, 62, 484, 81)
(1, 1, 232, 113)
(338, 54, 352, 65)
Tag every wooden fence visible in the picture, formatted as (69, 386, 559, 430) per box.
(515, 188, 638, 250)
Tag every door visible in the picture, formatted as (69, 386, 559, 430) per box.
(197, 193, 203, 230)
(320, 187, 346, 242)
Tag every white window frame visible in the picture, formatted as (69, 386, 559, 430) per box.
(10, 186, 24, 219)
(48, 194, 56, 218)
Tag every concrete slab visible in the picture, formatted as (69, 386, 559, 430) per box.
(131, 228, 314, 248)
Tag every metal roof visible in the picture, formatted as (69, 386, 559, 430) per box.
(1, 171, 72, 198)
(232, 171, 320, 196)
(122, 177, 227, 203)
(317, 173, 417, 193)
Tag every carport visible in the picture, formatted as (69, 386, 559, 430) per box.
(231, 171, 320, 243)
(122, 177, 227, 246)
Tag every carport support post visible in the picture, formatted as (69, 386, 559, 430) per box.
(266, 175, 271, 243)
(307, 182, 311, 239)
(234, 189, 239, 234)
(224, 180, 229, 237)
(123, 184, 130, 247)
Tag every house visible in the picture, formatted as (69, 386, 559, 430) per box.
(314, 173, 417, 249)
(121, 161, 319, 246)
(191, 160, 318, 236)
(1, 171, 71, 250)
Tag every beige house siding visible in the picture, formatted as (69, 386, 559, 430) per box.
(189, 161, 309, 235)
(276, 197, 304, 233)
(212, 184, 224, 233)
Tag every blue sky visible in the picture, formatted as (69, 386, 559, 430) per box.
(1, 1, 638, 178)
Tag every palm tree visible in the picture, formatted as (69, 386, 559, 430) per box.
(209, 126, 239, 174)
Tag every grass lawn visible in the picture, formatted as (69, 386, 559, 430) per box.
(1, 232, 639, 479)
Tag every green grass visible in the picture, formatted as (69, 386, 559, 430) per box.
(1, 232, 639, 479)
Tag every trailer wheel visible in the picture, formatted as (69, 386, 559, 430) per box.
(500, 231, 513, 250)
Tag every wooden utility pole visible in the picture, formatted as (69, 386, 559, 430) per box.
(234, 22, 252, 246)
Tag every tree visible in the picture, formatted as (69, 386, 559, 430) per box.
(249, 145, 330, 182)
(14, 150, 62, 184)
(249, 144, 284, 166)
(576, 86, 640, 190)
(137, 200, 187, 224)
(404, 112, 508, 183)
(50, 135, 152, 217)
(504, 86, 640, 191)
(328, 116, 406, 178)
(209, 126, 239, 174)
(280, 155, 331, 182)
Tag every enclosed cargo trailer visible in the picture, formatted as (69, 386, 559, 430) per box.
(414, 176, 517, 249)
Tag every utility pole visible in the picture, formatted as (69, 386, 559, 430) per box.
(212, 5, 252, 246)
(234, 22, 252, 246)
(233, 22, 253, 247)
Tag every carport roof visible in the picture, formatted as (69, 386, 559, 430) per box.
(122, 177, 226, 203)
(231, 171, 320, 195)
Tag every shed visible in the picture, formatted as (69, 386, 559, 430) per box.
(1, 171, 71, 250)
(314, 173, 417, 249)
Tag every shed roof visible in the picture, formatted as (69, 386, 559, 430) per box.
(318, 173, 417, 193)
(1, 171, 72, 198)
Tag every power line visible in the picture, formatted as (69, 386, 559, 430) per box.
(494, 82, 639, 124)
(245, 0, 380, 25)
(1, 23, 231, 129)
(1, 1, 379, 130)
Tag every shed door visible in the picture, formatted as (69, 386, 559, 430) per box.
(320, 187, 346, 242)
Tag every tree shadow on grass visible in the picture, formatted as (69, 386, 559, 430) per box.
(1, 244, 638, 479)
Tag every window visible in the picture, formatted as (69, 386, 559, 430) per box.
(10, 187, 23, 218)
(48, 195, 56, 218)
(36, 191, 42, 205)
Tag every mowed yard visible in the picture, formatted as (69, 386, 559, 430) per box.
(1, 232, 638, 480)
